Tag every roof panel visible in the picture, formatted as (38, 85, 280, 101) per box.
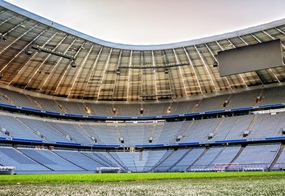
(0, 2, 285, 102)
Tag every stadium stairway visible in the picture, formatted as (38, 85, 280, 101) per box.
(187, 148, 209, 171)
(226, 146, 245, 170)
(52, 151, 88, 171)
(151, 150, 174, 172)
(212, 118, 225, 138)
(177, 121, 194, 142)
(95, 153, 119, 167)
(18, 148, 53, 171)
(269, 144, 285, 171)
(206, 147, 226, 168)
(168, 148, 192, 172)
(108, 152, 128, 171)
(80, 152, 116, 168)
(161, 149, 191, 172)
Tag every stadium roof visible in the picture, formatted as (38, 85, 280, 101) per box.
(1, 1, 285, 101)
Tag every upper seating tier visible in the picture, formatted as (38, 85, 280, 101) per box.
(0, 86, 284, 117)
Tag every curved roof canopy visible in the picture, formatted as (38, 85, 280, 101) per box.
(1, 1, 285, 101)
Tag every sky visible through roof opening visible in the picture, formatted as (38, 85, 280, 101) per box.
(4, 0, 285, 45)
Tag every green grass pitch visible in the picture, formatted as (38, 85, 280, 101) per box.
(1, 171, 285, 182)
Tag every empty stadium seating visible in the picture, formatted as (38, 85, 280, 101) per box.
(0, 110, 285, 146)
(0, 143, 283, 173)
(0, 86, 284, 116)
(0, 86, 285, 174)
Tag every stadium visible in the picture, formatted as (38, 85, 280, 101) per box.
(1, 0, 285, 194)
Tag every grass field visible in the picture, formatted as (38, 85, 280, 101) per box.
(1, 172, 285, 195)
(0, 171, 285, 182)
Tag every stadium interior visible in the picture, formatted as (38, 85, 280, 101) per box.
(1, 1, 285, 174)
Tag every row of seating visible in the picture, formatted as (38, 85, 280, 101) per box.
(0, 86, 284, 116)
(0, 143, 282, 173)
(0, 111, 284, 146)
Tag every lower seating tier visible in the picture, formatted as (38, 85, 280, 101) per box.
(0, 143, 284, 173)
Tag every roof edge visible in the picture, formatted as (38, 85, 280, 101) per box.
(1, 0, 285, 50)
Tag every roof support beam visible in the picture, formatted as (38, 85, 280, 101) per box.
(0, 23, 40, 80)
(0, 14, 16, 26)
(183, 47, 203, 95)
(161, 50, 174, 98)
(38, 36, 74, 93)
(0, 25, 43, 73)
(112, 50, 122, 100)
(140, 51, 144, 102)
(172, 49, 188, 97)
(152, 50, 158, 100)
(119, 63, 189, 69)
(67, 43, 93, 98)
(204, 43, 232, 91)
(23, 32, 62, 90)
(8, 28, 49, 84)
(96, 48, 113, 100)
(0, 20, 35, 55)
(238, 36, 249, 45)
(52, 38, 81, 94)
(31, 45, 75, 61)
(194, 45, 217, 92)
(126, 50, 133, 101)
(82, 47, 103, 99)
